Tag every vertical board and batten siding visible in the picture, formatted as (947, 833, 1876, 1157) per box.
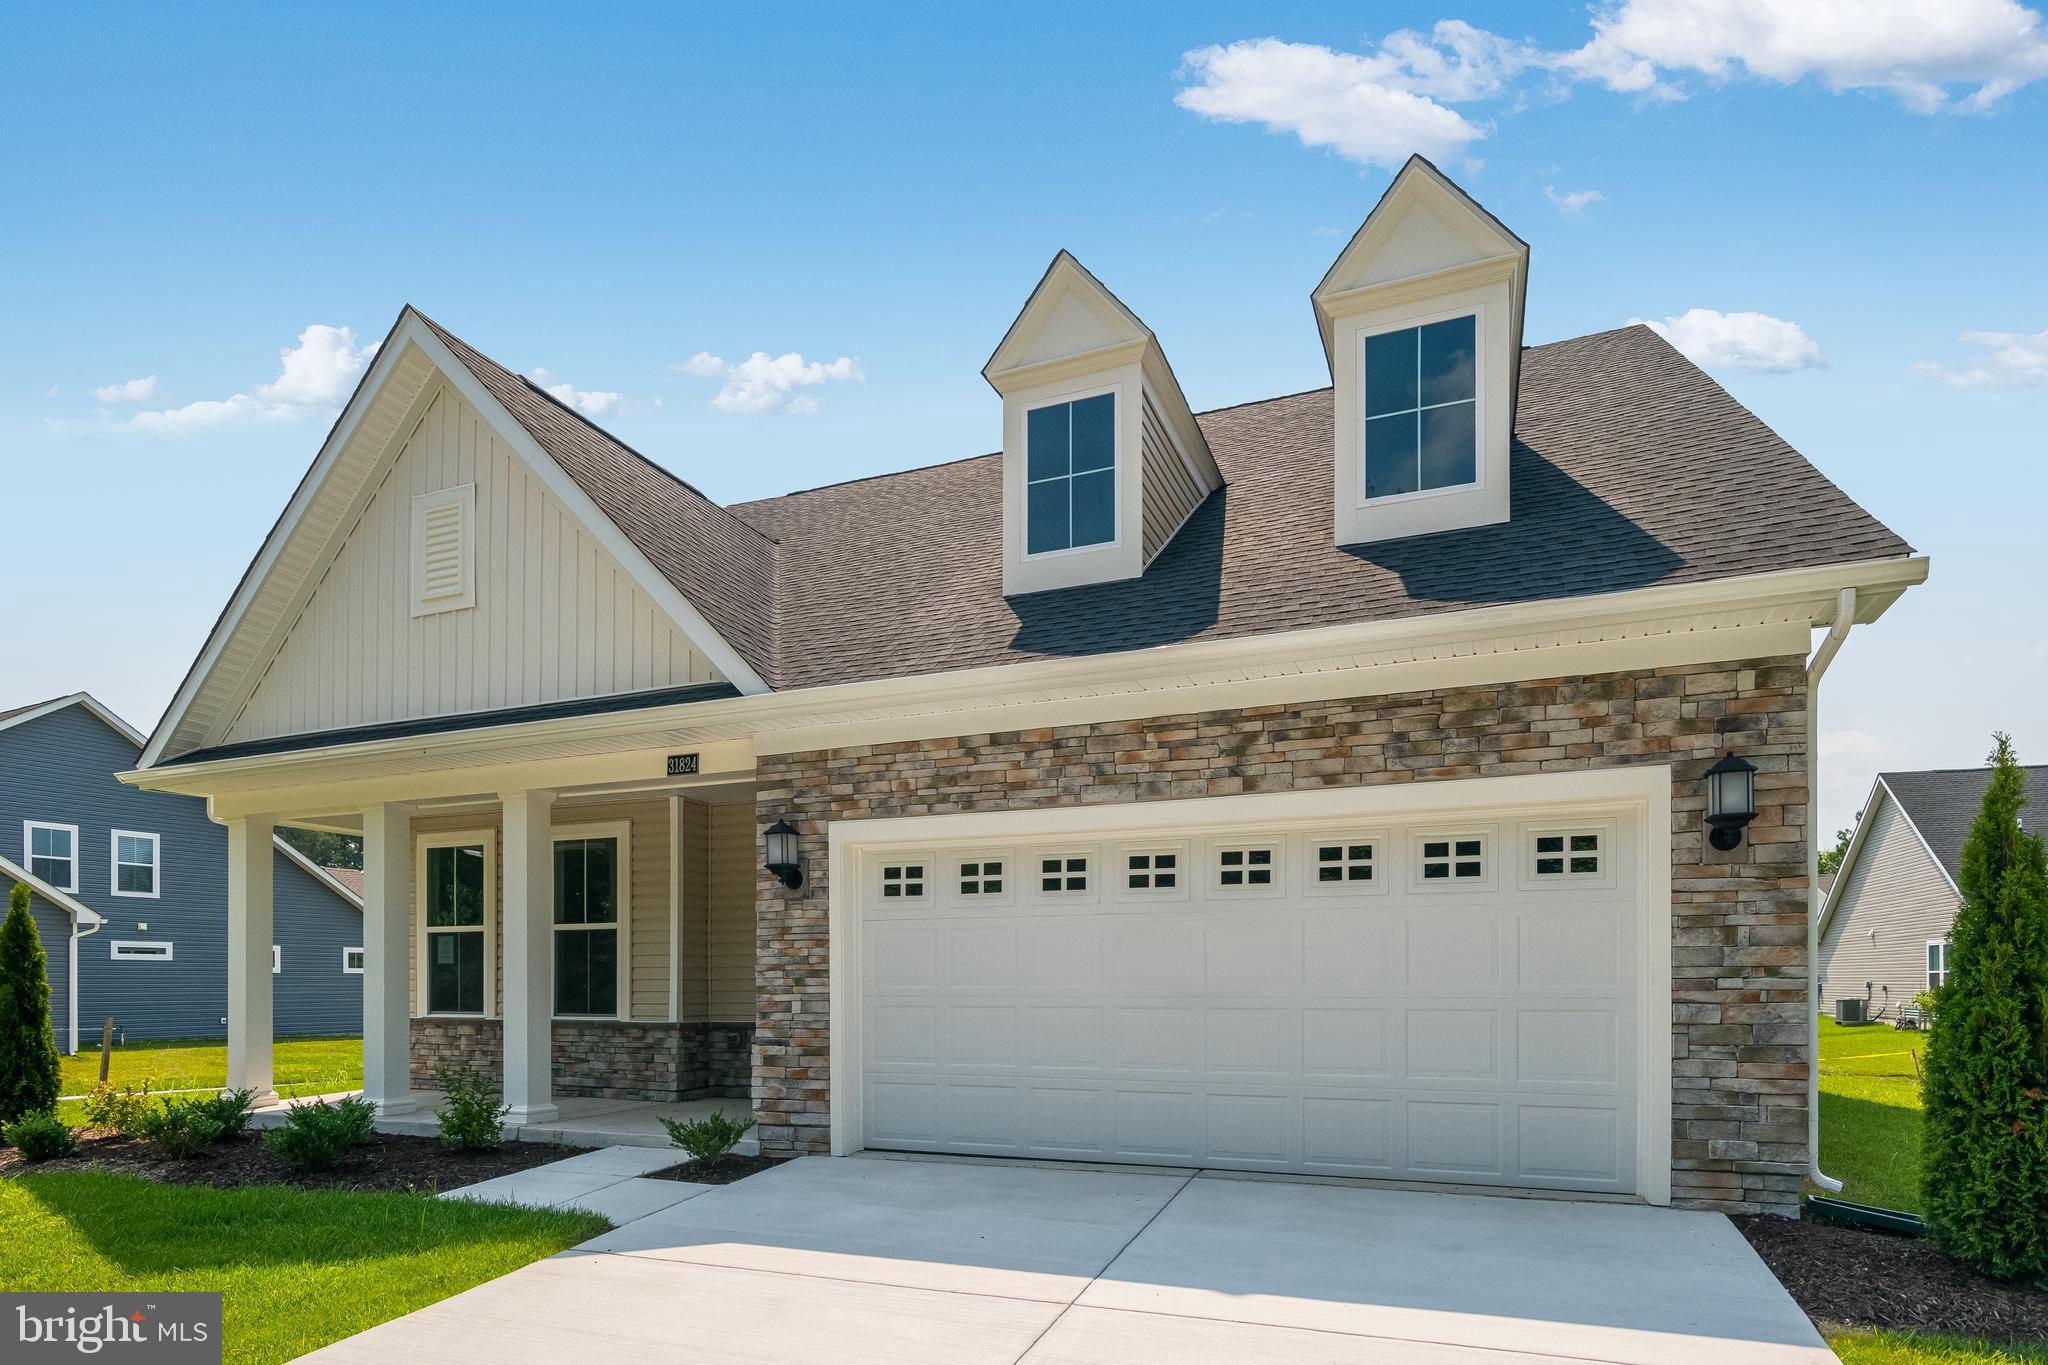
(706, 801, 757, 1024)
(225, 382, 723, 746)
(1816, 791, 1960, 1015)
(407, 799, 671, 1022)
(0, 704, 363, 1042)
(1139, 388, 1205, 564)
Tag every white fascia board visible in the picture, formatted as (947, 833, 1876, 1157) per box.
(402, 320, 770, 697)
(0, 693, 146, 749)
(122, 552, 1927, 798)
(270, 835, 364, 911)
(0, 853, 103, 927)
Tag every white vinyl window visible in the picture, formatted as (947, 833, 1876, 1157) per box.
(418, 833, 494, 1016)
(554, 828, 629, 1019)
(272, 945, 282, 974)
(24, 821, 79, 892)
(110, 940, 172, 961)
(1927, 940, 1950, 991)
(343, 946, 365, 975)
(111, 830, 161, 898)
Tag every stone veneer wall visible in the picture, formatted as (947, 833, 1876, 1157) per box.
(752, 656, 1813, 1216)
(410, 1018, 753, 1102)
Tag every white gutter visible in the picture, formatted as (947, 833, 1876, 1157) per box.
(1805, 586, 1857, 1194)
(69, 912, 102, 1057)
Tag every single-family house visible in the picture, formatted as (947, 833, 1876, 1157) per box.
(1817, 764, 2048, 1022)
(0, 692, 364, 1052)
(119, 156, 1926, 1214)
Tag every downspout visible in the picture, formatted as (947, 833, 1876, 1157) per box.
(1806, 586, 1856, 1194)
(70, 910, 102, 1057)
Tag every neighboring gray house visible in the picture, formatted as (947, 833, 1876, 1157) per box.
(0, 693, 364, 1052)
(1817, 764, 2048, 1022)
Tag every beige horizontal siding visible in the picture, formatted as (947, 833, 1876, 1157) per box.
(677, 798, 711, 1023)
(707, 801, 756, 1023)
(1817, 791, 1959, 1018)
(1140, 387, 1204, 563)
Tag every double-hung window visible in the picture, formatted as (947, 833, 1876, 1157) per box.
(1927, 940, 1951, 991)
(554, 834, 622, 1018)
(423, 841, 489, 1015)
(1364, 314, 1477, 500)
(24, 822, 78, 892)
(1025, 392, 1115, 554)
(111, 831, 160, 898)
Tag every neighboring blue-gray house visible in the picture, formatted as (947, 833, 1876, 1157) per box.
(0, 693, 363, 1052)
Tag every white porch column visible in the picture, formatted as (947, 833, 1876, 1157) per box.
(225, 815, 276, 1100)
(501, 789, 558, 1123)
(361, 803, 417, 1116)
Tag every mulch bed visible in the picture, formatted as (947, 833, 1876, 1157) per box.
(647, 1154, 790, 1186)
(1736, 1213, 2048, 1346)
(0, 1127, 591, 1195)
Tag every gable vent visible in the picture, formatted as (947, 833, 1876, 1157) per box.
(410, 484, 476, 616)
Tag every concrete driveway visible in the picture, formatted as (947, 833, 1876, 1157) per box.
(301, 1155, 1833, 1364)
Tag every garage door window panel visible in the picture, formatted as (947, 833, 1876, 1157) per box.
(1117, 843, 1190, 902)
(951, 853, 1012, 906)
(1033, 850, 1097, 901)
(1412, 830, 1495, 891)
(1521, 822, 1617, 890)
(1305, 832, 1387, 897)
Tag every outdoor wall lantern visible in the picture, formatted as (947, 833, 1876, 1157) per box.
(763, 818, 805, 890)
(1704, 751, 1758, 851)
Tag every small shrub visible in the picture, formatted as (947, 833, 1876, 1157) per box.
(660, 1108, 755, 1169)
(195, 1088, 257, 1138)
(134, 1097, 224, 1160)
(1913, 990, 1939, 1025)
(261, 1096, 377, 1172)
(434, 1064, 509, 1151)
(81, 1081, 154, 1135)
(3, 1111, 77, 1161)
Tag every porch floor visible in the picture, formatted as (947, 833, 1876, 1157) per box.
(249, 1090, 760, 1153)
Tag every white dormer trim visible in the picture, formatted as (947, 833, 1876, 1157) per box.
(1314, 157, 1528, 548)
(984, 253, 1221, 596)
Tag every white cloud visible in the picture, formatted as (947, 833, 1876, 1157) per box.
(529, 367, 624, 418)
(94, 375, 160, 404)
(124, 325, 378, 435)
(1630, 307, 1823, 371)
(1544, 186, 1604, 219)
(1173, 24, 1530, 168)
(671, 350, 864, 415)
(1563, 0, 2048, 113)
(1912, 327, 2048, 387)
(1176, 4, 2048, 168)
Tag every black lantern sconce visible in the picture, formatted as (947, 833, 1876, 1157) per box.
(763, 819, 804, 890)
(1704, 751, 1758, 852)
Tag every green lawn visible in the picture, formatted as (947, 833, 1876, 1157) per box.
(60, 1036, 363, 1103)
(0, 1172, 604, 1365)
(1828, 1328, 2048, 1364)
(1817, 1015, 1928, 1214)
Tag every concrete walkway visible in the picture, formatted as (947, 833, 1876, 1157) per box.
(301, 1155, 1834, 1365)
(440, 1146, 708, 1227)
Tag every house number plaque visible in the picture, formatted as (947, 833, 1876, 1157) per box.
(666, 752, 701, 776)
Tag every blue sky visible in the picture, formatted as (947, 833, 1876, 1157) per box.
(5, 1, 2044, 836)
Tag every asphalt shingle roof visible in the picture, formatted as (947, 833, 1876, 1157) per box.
(1882, 766, 2048, 884)
(418, 315, 1914, 696)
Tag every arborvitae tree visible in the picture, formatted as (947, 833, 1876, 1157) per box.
(0, 882, 62, 1123)
(1921, 735, 2048, 1280)
(276, 827, 363, 871)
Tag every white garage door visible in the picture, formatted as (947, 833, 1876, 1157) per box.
(856, 806, 1642, 1194)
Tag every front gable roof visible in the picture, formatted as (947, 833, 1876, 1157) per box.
(141, 309, 772, 766)
(0, 693, 145, 748)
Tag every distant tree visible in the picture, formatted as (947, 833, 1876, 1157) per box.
(1921, 735, 2048, 1279)
(1819, 825, 1854, 877)
(0, 882, 62, 1124)
(278, 827, 362, 871)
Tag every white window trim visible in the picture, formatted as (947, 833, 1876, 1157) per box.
(110, 939, 172, 961)
(1207, 836, 1286, 899)
(1022, 381, 1123, 561)
(876, 854, 934, 904)
(947, 851, 1015, 908)
(552, 820, 632, 1022)
(1115, 840, 1191, 903)
(1927, 938, 1950, 991)
(1409, 827, 1496, 892)
(109, 829, 161, 900)
(1029, 847, 1100, 902)
(23, 820, 80, 894)
(272, 944, 282, 974)
(415, 829, 498, 1018)
(1355, 303, 1487, 510)
(342, 946, 365, 975)
(1303, 830, 1387, 897)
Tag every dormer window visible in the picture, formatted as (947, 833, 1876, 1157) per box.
(1363, 314, 1477, 501)
(1026, 392, 1116, 554)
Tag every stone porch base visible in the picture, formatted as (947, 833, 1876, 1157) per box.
(410, 1018, 754, 1102)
